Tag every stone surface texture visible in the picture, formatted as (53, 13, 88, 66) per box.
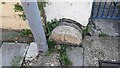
(83, 36, 119, 66)
(66, 47, 83, 66)
(1, 42, 28, 66)
(49, 25, 82, 46)
(25, 42, 38, 61)
(92, 19, 120, 36)
(30, 53, 60, 66)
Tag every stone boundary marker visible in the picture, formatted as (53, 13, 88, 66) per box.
(49, 20, 82, 46)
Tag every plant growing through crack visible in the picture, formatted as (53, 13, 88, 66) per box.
(37, 2, 47, 18)
(99, 32, 109, 39)
(59, 45, 72, 66)
(46, 40, 72, 66)
(20, 29, 32, 37)
(43, 19, 72, 66)
(82, 25, 93, 36)
(99, 32, 109, 37)
(46, 40, 57, 55)
(19, 19, 71, 66)
(14, 1, 71, 66)
(37, 2, 60, 39)
(44, 19, 60, 39)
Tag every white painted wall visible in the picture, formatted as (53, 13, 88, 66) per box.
(44, 1, 93, 26)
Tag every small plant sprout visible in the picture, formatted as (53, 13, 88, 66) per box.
(14, 3, 26, 20)
(20, 29, 32, 37)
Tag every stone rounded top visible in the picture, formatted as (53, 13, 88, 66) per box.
(49, 22, 82, 46)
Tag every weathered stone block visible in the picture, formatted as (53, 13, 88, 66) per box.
(49, 25, 82, 46)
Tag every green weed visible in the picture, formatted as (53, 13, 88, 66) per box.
(44, 19, 60, 38)
(14, 3, 26, 20)
(37, 1, 47, 17)
(59, 45, 72, 66)
(44, 19, 71, 66)
(14, 3, 23, 12)
(45, 39, 72, 66)
(20, 29, 32, 37)
(18, 12, 27, 20)
(47, 40, 57, 54)
(99, 32, 109, 38)
(82, 25, 92, 36)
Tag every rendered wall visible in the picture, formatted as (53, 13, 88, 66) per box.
(44, 1, 93, 26)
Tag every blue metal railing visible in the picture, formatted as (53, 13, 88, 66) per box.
(101, 1, 107, 17)
(91, 0, 120, 19)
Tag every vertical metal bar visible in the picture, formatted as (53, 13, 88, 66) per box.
(96, 1, 102, 17)
(98, 60, 102, 68)
(91, 0, 96, 18)
(101, 1, 107, 17)
(117, 9, 120, 17)
(111, 2, 118, 17)
(106, 2, 112, 18)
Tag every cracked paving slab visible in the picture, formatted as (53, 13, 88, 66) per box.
(1, 42, 28, 66)
(66, 46, 84, 66)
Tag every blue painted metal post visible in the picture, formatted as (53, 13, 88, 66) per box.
(96, 1, 102, 17)
(90, 0, 120, 19)
(117, 9, 120, 17)
(106, 2, 112, 18)
(91, 0, 96, 18)
(111, 2, 118, 17)
(101, 1, 107, 17)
